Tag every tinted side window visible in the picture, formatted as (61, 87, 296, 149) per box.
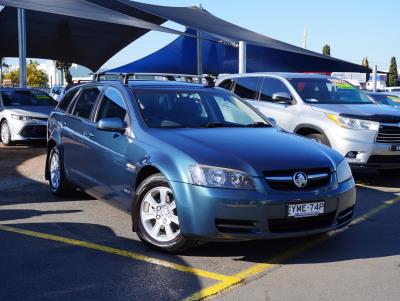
(58, 89, 78, 111)
(219, 79, 233, 91)
(72, 86, 103, 119)
(95, 87, 127, 122)
(260, 78, 291, 102)
(234, 77, 261, 100)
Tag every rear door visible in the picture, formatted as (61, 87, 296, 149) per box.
(84, 86, 133, 208)
(62, 85, 103, 187)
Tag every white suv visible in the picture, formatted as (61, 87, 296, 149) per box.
(217, 73, 400, 175)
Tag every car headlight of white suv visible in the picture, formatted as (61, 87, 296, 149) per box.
(326, 113, 379, 131)
(11, 114, 32, 121)
(336, 159, 353, 183)
(189, 165, 255, 190)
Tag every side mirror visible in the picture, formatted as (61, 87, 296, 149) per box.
(272, 92, 293, 104)
(97, 118, 126, 133)
(266, 117, 277, 126)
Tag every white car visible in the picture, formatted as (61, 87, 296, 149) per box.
(217, 73, 400, 176)
(0, 88, 57, 145)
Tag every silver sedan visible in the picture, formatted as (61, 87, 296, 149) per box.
(0, 88, 56, 145)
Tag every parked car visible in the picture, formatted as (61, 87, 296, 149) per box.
(46, 78, 356, 253)
(383, 86, 400, 93)
(0, 88, 57, 145)
(217, 73, 400, 176)
(367, 92, 400, 109)
(51, 85, 66, 101)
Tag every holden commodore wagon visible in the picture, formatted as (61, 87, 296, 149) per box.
(46, 77, 356, 253)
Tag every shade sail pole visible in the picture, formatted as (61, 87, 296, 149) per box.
(17, 8, 27, 88)
(196, 4, 203, 83)
(239, 41, 247, 74)
(372, 65, 377, 92)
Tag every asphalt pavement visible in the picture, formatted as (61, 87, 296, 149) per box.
(0, 144, 399, 301)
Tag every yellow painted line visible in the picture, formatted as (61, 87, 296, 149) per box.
(186, 195, 400, 300)
(0, 224, 232, 282)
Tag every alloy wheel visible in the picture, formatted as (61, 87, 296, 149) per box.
(1, 122, 10, 144)
(140, 187, 180, 243)
(50, 151, 61, 191)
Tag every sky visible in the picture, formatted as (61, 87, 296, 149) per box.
(5, 0, 400, 71)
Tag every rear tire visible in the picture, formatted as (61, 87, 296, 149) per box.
(1, 120, 12, 146)
(133, 173, 195, 253)
(47, 146, 76, 197)
(306, 133, 331, 147)
(378, 169, 400, 177)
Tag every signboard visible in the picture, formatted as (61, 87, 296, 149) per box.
(331, 72, 367, 83)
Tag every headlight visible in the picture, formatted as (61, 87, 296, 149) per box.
(11, 114, 32, 121)
(336, 159, 353, 183)
(326, 113, 379, 131)
(189, 165, 255, 190)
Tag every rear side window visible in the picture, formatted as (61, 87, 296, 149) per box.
(260, 78, 291, 102)
(58, 89, 78, 112)
(218, 79, 233, 91)
(95, 87, 127, 122)
(234, 77, 261, 100)
(72, 86, 103, 119)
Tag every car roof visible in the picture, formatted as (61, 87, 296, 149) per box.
(0, 87, 47, 93)
(71, 80, 214, 90)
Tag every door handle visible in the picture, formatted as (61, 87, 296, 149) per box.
(84, 131, 96, 139)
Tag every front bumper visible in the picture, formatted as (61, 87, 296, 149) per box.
(10, 119, 47, 141)
(326, 127, 400, 169)
(170, 177, 356, 241)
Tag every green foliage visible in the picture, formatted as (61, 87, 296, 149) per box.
(387, 57, 398, 87)
(3, 60, 48, 87)
(322, 44, 331, 56)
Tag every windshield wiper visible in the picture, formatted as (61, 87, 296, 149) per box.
(201, 122, 243, 128)
(246, 122, 272, 128)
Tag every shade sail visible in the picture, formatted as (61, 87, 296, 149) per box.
(109, 30, 369, 74)
(0, 0, 187, 71)
(0, 0, 369, 73)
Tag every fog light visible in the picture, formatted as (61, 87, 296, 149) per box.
(346, 151, 358, 159)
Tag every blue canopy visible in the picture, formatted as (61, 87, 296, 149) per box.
(110, 30, 369, 74)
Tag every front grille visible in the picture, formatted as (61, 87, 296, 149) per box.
(376, 124, 400, 144)
(264, 168, 331, 191)
(368, 155, 400, 164)
(215, 219, 258, 234)
(19, 125, 47, 138)
(268, 212, 335, 233)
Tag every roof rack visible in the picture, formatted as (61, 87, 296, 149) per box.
(93, 72, 216, 87)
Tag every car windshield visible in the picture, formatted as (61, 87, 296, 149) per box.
(289, 78, 373, 104)
(133, 89, 270, 128)
(370, 94, 400, 107)
(1, 90, 57, 107)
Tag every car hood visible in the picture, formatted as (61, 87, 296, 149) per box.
(311, 103, 400, 122)
(151, 128, 342, 176)
(5, 106, 54, 118)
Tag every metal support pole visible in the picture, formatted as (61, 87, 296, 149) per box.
(239, 41, 247, 74)
(196, 4, 203, 83)
(18, 8, 27, 88)
(372, 65, 377, 92)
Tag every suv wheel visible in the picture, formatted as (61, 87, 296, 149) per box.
(378, 169, 400, 177)
(306, 133, 331, 147)
(1, 121, 12, 146)
(48, 146, 76, 196)
(133, 173, 195, 253)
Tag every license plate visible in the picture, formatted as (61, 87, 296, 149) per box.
(390, 145, 400, 152)
(288, 202, 325, 218)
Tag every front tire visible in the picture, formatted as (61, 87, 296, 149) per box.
(1, 120, 12, 146)
(47, 146, 76, 196)
(306, 133, 331, 147)
(133, 173, 195, 253)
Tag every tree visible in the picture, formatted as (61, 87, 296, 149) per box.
(3, 60, 48, 87)
(55, 61, 73, 85)
(362, 57, 370, 81)
(386, 57, 398, 87)
(322, 44, 331, 56)
(0, 57, 10, 85)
